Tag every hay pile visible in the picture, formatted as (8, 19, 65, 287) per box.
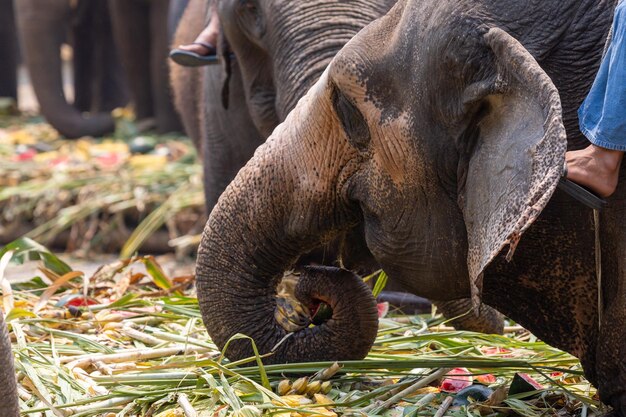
(0, 239, 602, 417)
(0, 114, 204, 257)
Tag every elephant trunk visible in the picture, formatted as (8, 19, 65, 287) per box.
(272, 1, 394, 118)
(196, 73, 379, 363)
(14, 0, 115, 139)
(0, 313, 19, 417)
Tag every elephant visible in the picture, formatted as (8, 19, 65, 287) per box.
(14, 0, 128, 138)
(0, 313, 18, 417)
(172, 0, 504, 333)
(195, 0, 625, 415)
(108, 0, 182, 134)
(0, 0, 18, 102)
(170, 0, 265, 211)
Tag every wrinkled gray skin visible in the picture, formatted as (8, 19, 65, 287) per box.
(170, 0, 263, 212)
(171, 0, 502, 332)
(14, 0, 128, 138)
(197, 0, 625, 415)
(0, 313, 18, 417)
(109, 0, 182, 133)
(0, 0, 18, 101)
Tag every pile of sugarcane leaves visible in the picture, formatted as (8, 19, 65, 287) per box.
(0, 112, 205, 257)
(0, 239, 605, 417)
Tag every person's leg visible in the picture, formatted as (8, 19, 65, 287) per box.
(566, 2, 626, 198)
(565, 145, 623, 197)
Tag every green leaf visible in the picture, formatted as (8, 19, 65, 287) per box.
(141, 256, 175, 292)
(372, 271, 388, 297)
(0, 237, 72, 275)
(221, 334, 271, 390)
(5, 308, 37, 321)
(11, 276, 49, 292)
(105, 293, 137, 308)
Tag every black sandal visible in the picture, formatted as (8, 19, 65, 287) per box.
(169, 42, 219, 67)
(557, 162, 608, 210)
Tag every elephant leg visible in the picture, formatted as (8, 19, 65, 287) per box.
(170, 0, 207, 151)
(595, 179, 626, 415)
(485, 187, 626, 415)
(149, 0, 182, 133)
(71, 0, 98, 112)
(0, 0, 18, 101)
(484, 193, 600, 389)
(0, 313, 18, 417)
(14, 0, 115, 138)
(94, 5, 129, 112)
(72, 0, 127, 112)
(109, 0, 154, 121)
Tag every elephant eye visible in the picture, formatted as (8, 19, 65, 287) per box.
(236, 0, 265, 38)
(331, 85, 371, 152)
(238, 0, 257, 12)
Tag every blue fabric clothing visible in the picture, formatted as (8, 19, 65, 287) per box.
(578, 0, 626, 152)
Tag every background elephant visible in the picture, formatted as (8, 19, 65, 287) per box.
(0, 0, 18, 102)
(0, 313, 18, 417)
(109, 0, 182, 134)
(196, 0, 625, 414)
(170, 0, 264, 214)
(14, 0, 128, 138)
(172, 0, 503, 332)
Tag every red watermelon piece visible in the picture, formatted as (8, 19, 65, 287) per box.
(440, 368, 473, 393)
(377, 302, 389, 318)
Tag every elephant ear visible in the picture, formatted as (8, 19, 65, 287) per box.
(460, 28, 567, 310)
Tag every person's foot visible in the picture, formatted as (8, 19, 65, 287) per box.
(169, 19, 220, 67)
(176, 42, 216, 57)
(565, 144, 623, 197)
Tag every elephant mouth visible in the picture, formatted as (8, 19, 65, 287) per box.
(274, 275, 334, 333)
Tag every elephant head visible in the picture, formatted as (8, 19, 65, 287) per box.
(198, 0, 625, 412)
(198, 0, 568, 359)
(0, 313, 19, 417)
(216, 0, 396, 136)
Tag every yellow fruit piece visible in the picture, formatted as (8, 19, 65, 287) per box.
(306, 381, 322, 396)
(405, 386, 440, 397)
(272, 395, 313, 407)
(320, 381, 332, 394)
(90, 142, 129, 156)
(154, 409, 184, 417)
(128, 154, 168, 171)
(33, 151, 60, 163)
(278, 379, 292, 396)
(313, 394, 333, 405)
(75, 139, 92, 155)
(112, 107, 135, 120)
(8, 129, 36, 145)
(291, 377, 309, 394)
